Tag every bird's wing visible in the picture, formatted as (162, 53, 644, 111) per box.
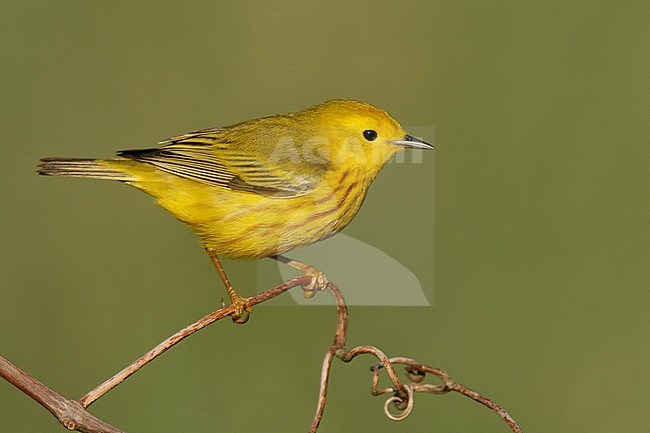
(117, 127, 326, 198)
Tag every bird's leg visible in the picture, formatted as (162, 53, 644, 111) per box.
(206, 248, 251, 324)
(271, 255, 330, 299)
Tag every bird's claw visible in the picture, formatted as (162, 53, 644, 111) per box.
(303, 270, 329, 299)
(230, 294, 252, 324)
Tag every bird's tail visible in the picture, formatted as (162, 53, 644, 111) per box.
(37, 158, 135, 181)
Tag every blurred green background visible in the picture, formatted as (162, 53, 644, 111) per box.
(1, 1, 649, 432)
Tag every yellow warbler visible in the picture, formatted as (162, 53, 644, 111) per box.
(38, 99, 433, 322)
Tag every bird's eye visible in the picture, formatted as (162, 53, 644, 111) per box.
(363, 129, 378, 141)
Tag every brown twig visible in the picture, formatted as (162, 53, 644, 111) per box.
(307, 283, 523, 433)
(1, 275, 310, 433)
(2, 272, 522, 433)
(80, 274, 312, 408)
(406, 362, 522, 433)
(0, 355, 124, 433)
(308, 347, 337, 433)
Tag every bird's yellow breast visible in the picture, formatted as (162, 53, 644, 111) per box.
(127, 164, 373, 259)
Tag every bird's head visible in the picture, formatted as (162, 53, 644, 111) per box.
(298, 99, 433, 173)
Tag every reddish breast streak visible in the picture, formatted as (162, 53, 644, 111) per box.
(339, 169, 351, 184)
(340, 181, 358, 207)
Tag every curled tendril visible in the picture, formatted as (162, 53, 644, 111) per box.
(383, 384, 414, 421)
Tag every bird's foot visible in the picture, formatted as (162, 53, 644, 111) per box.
(226, 293, 252, 324)
(302, 269, 330, 299)
(271, 255, 331, 299)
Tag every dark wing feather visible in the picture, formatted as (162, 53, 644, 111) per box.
(118, 145, 235, 187)
(118, 128, 323, 197)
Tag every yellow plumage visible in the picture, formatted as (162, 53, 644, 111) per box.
(38, 99, 433, 321)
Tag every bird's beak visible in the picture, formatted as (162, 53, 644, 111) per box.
(392, 134, 435, 150)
